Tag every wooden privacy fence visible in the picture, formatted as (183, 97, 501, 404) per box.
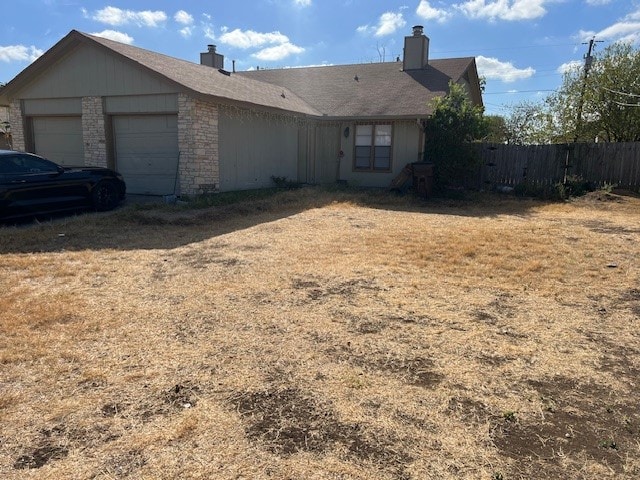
(474, 142, 640, 190)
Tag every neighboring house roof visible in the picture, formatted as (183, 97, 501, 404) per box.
(0, 30, 482, 120)
(237, 58, 481, 119)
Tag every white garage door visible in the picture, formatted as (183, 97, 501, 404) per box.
(113, 115, 179, 195)
(32, 116, 84, 166)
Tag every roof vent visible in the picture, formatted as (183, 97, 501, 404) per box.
(208, 44, 217, 53)
(412, 25, 424, 37)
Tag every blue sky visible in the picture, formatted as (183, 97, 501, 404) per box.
(1, 1, 639, 115)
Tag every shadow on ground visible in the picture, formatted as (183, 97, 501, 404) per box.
(0, 187, 570, 254)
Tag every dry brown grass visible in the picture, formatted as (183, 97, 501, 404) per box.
(1, 187, 639, 479)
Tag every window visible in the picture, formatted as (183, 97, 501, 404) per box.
(0, 155, 59, 175)
(354, 124, 392, 172)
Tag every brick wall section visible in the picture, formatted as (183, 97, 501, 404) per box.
(82, 96, 108, 167)
(177, 93, 219, 196)
(8, 100, 25, 151)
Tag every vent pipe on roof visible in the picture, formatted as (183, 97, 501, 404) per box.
(403, 25, 429, 71)
(200, 45, 224, 69)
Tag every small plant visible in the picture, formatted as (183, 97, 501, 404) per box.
(599, 439, 618, 450)
(502, 411, 517, 422)
(562, 175, 595, 198)
(271, 175, 301, 189)
(492, 473, 504, 480)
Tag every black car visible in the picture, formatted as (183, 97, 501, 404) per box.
(0, 150, 126, 220)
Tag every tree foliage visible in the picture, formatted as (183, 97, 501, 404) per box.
(503, 101, 556, 145)
(483, 115, 508, 143)
(509, 42, 640, 144)
(423, 81, 487, 187)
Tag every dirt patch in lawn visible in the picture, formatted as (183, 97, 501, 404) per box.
(229, 385, 411, 474)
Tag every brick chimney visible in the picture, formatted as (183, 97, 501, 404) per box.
(403, 26, 429, 71)
(200, 44, 225, 69)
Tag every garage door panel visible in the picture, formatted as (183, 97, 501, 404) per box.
(114, 115, 178, 195)
(32, 116, 84, 166)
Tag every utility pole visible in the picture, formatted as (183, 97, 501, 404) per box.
(574, 36, 603, 142)
(567, 36, 603, 183)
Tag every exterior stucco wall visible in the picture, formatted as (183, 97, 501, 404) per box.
(9, 100, 24, 151)
(177, 94, 219, 196)
(82, 96, 108, 167)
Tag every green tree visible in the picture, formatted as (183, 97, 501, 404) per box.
(548, 42, 640, 142)
(483, 114, 508, 143)
(423, 81, 487, 187)
(504, 101, 556, 145)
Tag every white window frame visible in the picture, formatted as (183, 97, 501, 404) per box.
(353, 124, 393, 172)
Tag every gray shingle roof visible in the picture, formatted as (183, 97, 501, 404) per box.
(82, 32, 322, 116)
(1, 30, 480, 119)
(236, 59, 477, 118)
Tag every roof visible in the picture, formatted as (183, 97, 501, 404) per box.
(237, 58, 480, 118)
(0, 30, 321, 116)
(1, 30, 482, 119)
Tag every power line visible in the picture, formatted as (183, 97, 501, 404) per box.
(603, 87, 640, 98)
(484, 89, 557, 95)
(433, 42, 581, 55)
(614, 101, 640, 107)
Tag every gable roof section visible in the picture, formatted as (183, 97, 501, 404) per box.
(237, 58, 480, 118)
(0, 30, 321, 116)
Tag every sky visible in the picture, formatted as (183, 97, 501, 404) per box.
(1, 0, 639, 116)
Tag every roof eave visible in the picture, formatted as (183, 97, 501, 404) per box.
(0, 30, 84, 100)
(308, 114, 433, 122)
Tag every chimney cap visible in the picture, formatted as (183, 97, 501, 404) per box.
(207, 44, 216, 53)
(412, 25, 424, 36)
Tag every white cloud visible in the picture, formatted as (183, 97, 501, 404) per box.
(179, 27, 193, 38)
(0, 45, 43, 63)
(204, 25, 216, 41)
(174, 10, 194, 25)
(577, 16, 640, 45)
(375, 12, 406, 36)
(596, 22, 640, 44)
(219, 28, 304, 62)
(219, 29, 290, 49)
(293, 0, 312, 6)
(90, 30, 134, 44)
(585, 0, 611, 5)
(357, 11, 406, 37)
(253, 43, 305, 61)
(416, 1, 452, 23)
(455, 0, 548, 21)
(476, 55, 535, 82)
(92, 6, 167, 27)
(626, 7, 640, 21)
(557, 60, 582, 74)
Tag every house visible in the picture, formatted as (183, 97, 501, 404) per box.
(0, 26, 482, 196)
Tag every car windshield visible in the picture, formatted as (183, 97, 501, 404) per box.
(0, 155, 60, 174)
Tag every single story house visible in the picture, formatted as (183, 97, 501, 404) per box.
(0, 26, 482, 196)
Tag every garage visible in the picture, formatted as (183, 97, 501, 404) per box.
(113, 115, 179, 195)
(32, 116, 84, 166)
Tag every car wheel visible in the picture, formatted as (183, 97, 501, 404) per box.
(92, 181, 120, 211)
